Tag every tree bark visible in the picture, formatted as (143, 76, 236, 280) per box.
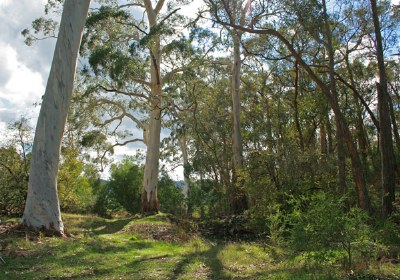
(141, 0, 163, 213)
(322, 0, 347, 196)
(388, 94, 400, 156)
(231, 32, 243, 175)
(344, 52, 369, 167)
(370, 0, 396, 217)
(178, 133, 190, 203)
(22, 0, 90, 234)
(229, 31, 248, 214)
(293, 61, 305, 152)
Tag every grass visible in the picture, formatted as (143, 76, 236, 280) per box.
(0, 213, 398, 279)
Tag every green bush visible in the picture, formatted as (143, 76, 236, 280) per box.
(58, 149, 96, 213)
(187, 179, 223, 218)
(93, 182, 124, 217)
(158, 174, 185, 216)
(288, 191, 380, 268)
(93, 157, 143, 216)
(0, 147, 29, 216)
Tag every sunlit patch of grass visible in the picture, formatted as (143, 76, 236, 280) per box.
(177, 259, 212, 279)
(217, 242, 275, 278)
(0, 217, 21, 225)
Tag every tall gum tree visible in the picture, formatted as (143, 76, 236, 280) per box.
(80, 0, 195, 213)
(141, 0, 164, 212)
(370, 0, 396, 217)
(207, 0, 251, 214)
(23, 0, 90, 233)
(321, 0, 347, 197)
(229, 0, 251, 214)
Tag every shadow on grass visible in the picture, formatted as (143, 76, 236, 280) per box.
(63, 214, 135, 235)
(170, 244, 226, 279)
(92, 218, 134, 235)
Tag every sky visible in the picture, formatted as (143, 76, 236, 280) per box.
(0, 0, 54, 130)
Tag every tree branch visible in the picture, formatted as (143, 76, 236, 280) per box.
(95, 98, 145, 129)
(97, 85, 149, 99)
(155, 0, 166, 15)
(335, 73, 380, 131)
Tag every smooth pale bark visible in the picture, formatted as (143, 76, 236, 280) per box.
(142, 94, 162, 212)
(141, 0, 163, 213)
(231, 33, 243, 170)
(178, 134, 190, 200)
(227, 0, 251, 214)
(229, 31, 248, 214)
(23, 0, 90, 233)
(370, 0, 396, 217)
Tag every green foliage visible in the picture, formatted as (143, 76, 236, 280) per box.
(0, 118, 31, 216)
(158, 174, 185, 216)
(265, 204, 287, 247)
(106, 158, 143, 214)
(85, 6, 129, 28)
(188, 179, 223, 218)
(288, 192, 380, 267)
(57, 148, 96, 213)
(243, 147, 337, 233)
(374, 215, 400, 247)
(93, 182, 124, 217)
(0, 147, 28, 216)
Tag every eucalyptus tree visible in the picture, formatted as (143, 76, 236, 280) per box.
(81, 0, 197, 212)
(22, 0, 90, 234)
(370, 0, 396, 217)
(161, 56, 235, 214)
(189, 61, 234, 214)
(205, 0, 256, 213)
(161, 26, 223, 210)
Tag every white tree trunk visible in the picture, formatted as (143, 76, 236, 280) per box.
(178, 134, 190, 200)
(141, 0, 164, 213)
(22, 0, 90, 234)
(231, 32, 243, 170)
(229, 30, 248, 214)
(142, 92, 162, 212)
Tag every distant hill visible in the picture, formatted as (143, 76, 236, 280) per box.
(174, 180, 184, 190)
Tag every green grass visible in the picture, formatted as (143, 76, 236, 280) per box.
(0, 213, 398, 279)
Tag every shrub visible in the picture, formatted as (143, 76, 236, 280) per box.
(0, 147, 28, 216)
(93, 157, 143, 216)
(288, 191, 379, 268)
(158, 174, 185, 216)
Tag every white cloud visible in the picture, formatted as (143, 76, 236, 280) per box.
(0, 0, 54, 128)
(0, 0, 12, 8)
(114, 145, 144, 157)
(0, 43, 44, 124)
